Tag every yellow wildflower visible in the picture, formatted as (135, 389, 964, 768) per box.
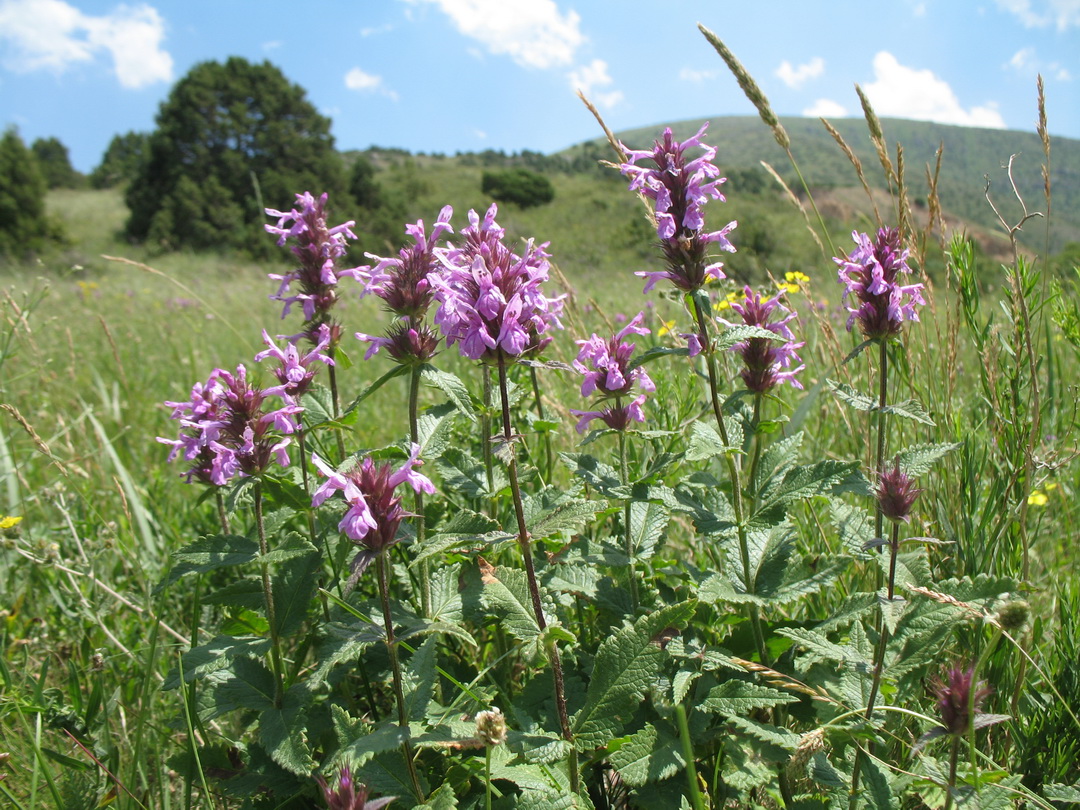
(657, 319, 677, 337)
(713, 291, 739, 312)
(0, 515, 22, 530)
(1027, 490, 1048, 506)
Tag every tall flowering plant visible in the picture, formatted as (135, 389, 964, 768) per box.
(718, 286, 805, 395)
(569, 311, 655, 433)
(835, 227, 925, 342)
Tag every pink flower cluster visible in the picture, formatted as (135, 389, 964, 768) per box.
(158, 365, 300, 486)
(569, 312, 656, 433)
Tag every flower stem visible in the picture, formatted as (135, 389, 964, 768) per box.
(214, 490, 230, 535)
(327, 345, 346, 462)
(376, 551, 425, 802)
(691, 296, 768, 666)
(496, 354, 579, 794)
(616, 399, 639, 611)
(944, 735, 960, 810)
(481, 366, 496, 518)
(676, 704, 705, 810)
(253, 480, 285, 709)
(485, 745, 494, 810)
(409, 365, 431, 618)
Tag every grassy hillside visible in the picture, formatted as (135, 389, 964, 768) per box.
(573, 115, 1079, 254)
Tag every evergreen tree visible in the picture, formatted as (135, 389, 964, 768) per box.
(90, 131, 149, 189)
(31, 137, 83, 189)
(0, 128, 62, 259)
(125, 57, 347, 254)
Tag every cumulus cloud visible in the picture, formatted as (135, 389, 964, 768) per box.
(0, 0, 171, 88)
(775, 57, 824, 89)
(405, 0, 584, 69)
(569, 58, 622, 109)
(679, 66, 718, 83)
(863, 51, 1006, 128)
(996, 0, 1080, 30)
(344, 67, 399, 101)
(804, 98, 849, 118)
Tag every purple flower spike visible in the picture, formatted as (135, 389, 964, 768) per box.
(311, 444, 435, 587)
(255, 324, 334, 403)
(158, 365, 301, 486)
(932, 665, 992, 736)
(835, 227, 925, 340)
(569, 311, 655, 433)
(315, 764, 395, 810)
(357, 206, 453, 319)
(265, 191, 362, 325)
(431, 204, 564, 362)
(620, 124, 737, 293)
(720, 286, 805, 393)
(877, 457, 922, 523)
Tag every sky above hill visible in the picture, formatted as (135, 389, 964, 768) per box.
(1, 0, 1077, 174)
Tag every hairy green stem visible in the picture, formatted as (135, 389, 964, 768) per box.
(376, 552, 425, 801)
(676, 704, 706, 810)
(327, 346, 346, 462)
(409, 365, 432, 618)
(481, 366, 496, 518)
(616, 400, 639, 611)
(214, 490, 230, 535)
(254, 481, 285, 709)
(496, 354, 579, 794)
(691, 296, 768, 666)
(943, 736, 960, 810)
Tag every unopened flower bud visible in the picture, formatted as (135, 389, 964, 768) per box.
(995, 600, 1030, 634)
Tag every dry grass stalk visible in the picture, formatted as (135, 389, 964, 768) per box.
(760, 160, 824, 255)
(698, 24, 790, 151)
(728, 655, 836, 703)
(1037, 74, 1052, 237)
(924, 143, 945, 252)
(855, 84, 895, 187)
(575, 89, 627, 165)
(821, 116, 881, 227)
(1, 403, 69, 476)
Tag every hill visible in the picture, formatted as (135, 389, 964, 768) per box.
(566, 115, 1079, 254)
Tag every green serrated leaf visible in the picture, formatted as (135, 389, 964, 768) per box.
(262, 532, 319, 566)
(417, 783, 459, 810)
(163, 534, 258, 587)
(716, 323, 787, 350)
(524, 487, 600, 539)
(340, 720, 410, 761)
(412, 509, 513, 566)
(881, 398, 935, 425)
(421, 365, 477, 421)
(629, 500, 670, 562)
(894, 441, 963, 477)
(272, 545, 320, 636)
(863, 757, 899, 810)
(202, 656, 276, 719)
(609, 723, 685, 786)
(700, 679, 799, 714)
(164, 635, 271, 690)
(559, 452, 624, 497)
(1044, 783, 1080, 803)
(481, 566, 545, 650)
(777, 627, 869, 669)
(724, 713, 798, 755)
(403, 636, 438, 722)
(416, 402, 459, 460)
(573, 601, 696, 749)
(685, 420, 736, 462)
(827, 379, 877, 411)
(436, 447, 508, 498)
(260, 686, 314, 775)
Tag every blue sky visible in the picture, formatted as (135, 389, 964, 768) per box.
(1, 0, 1077, 174)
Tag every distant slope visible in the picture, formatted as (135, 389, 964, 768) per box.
(566, 116, 1079, 254)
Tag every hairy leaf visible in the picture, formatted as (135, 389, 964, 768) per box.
(609, 723, 685, 786)
(260, 686, 314, 775)
(420, 365, 477, 422)
(700, 679, 799, 714)
(524, 487, 601, 539)
(573, 601, 696, 749)
(163, 534, 258, 587)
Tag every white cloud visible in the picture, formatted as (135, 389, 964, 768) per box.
(775, 57, 824, 89)
(405, 0, 585, 69)
(568, 58, 622, 109)
(996, 0, 1080, 30)
(0, 0, 171, 88)
(863, 51, 1006, 128)
(913, 2, 927, 16)
(344, 67, 399, 100)
(679, 66, 718, 83)
(1006, 46, 1073, 81)
(804, 98, 849, 118)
